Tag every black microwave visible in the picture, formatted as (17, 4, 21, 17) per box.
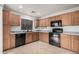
(51, 20, 62, 27)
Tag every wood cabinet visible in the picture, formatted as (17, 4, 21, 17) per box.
(10, 13, 20, 26)
(34, 20, 39, 27)
(32, 32, 39, 42)
(62, 13, 72, 26)
(39, 19, 46, 27)
(60, 34, 71, 50)
(62, 11, 79, 26)
(10, 34, 15, 48)
(71, 35, 79, 53)
(39, 19, 50, 27)
(71, 11, 79, 25)
(3, 10, 10, 25)
(3, 25, 11, 50)
(26, 32, 33, 44)
(26, 32, 39, 44)
(3, 10, 11, 50)
(39, 33, 49, 43)
(60, 34, 79, 53)
(45, 18, 50, 27)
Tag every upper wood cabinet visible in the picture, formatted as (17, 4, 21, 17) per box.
(10, 13, 20, 26)
(3, 10, 10, 25)
(39, 18, 50, 27)
(10, 34, 15, 48)
(34, 20, 39, 28)
(62, 13, 72, 26)
(39, 33, 49, 43)
(71, 11, 79, 25)
(39, 19, 46, 27)
(62, 11, 79, 26)
(45, 18, 50, 27)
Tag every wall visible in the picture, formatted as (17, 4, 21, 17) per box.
(0, 5, 3, 54)
(63, 26, 79, 32)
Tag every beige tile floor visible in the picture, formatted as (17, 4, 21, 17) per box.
(4, 41, 75, 54)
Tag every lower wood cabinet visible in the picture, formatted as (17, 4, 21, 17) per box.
(60, 34, 79, 53)
(10, 34, 15, 48)
(71, 35, 79, 53)
(32, 32, 39, 42)
(60, 34, 71, 50)
(26, 32, 33, 44)
(26, 32, 39, 44)
(39, 33, 49, 43)
(3, 25, 11, 51)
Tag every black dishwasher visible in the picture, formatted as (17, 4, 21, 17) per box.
(16, 34, 26, 47)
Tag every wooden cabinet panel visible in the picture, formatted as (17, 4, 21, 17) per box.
(39, 19, 46, 27)
(55, 15, 62, 20)
(34, 20, 39, 27)
(39, 33, 49, 43)
(10, 13, 20, 26)
(61, 34, 79, 53)
(26, 32, 33, 44)
(60, 34, 71, 50)
(50, 16, 56, 21)
(3, 10, 10, 25)
(62, 13, 72, 26)
(32, 32, 39, 42)
(10, 34, 15, 48)
(71, 36, 79, 53)
(71, 11, 79, 25)
(45, 19, 50, 27)
(3, 25, 10, 50)
(39, 19, 50, 27)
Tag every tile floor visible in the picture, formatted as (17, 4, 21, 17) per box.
(4, 41, 75, 54)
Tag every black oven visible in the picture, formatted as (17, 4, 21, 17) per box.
(51, 20, 62, 27)
(49, 28, 63, 47)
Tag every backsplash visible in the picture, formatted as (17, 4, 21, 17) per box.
(10, 26, 21, 31)
(63, 26, 79, 32)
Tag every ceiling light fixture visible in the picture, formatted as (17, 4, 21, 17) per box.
(31, 11, 36, 13)
(19, 5, 23, 9)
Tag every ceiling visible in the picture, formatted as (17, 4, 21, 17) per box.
(5, 4, 79, 18)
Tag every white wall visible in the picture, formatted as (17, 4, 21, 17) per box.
(63, 26, 79, 32)
(0, 5, 3, 54)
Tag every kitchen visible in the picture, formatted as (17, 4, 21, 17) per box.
(2, 4, 79, 54)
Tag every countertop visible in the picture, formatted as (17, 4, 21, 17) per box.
(10, 30, 51, 34)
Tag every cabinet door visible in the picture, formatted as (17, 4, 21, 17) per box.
(26, 32, 33, 44)
(3, 10, 10, 25)
(50, 16, 56, 21)
(3, 25, 10, 50)
(10, 34, 15, 48)
(34, 20, 39, 27)
(71, 36, 79, 53)
(10, 13, 20, 26)
(55, 15, 62, 20)
(71, 11, 79, 25)
(60, 34, 72, 50)
(62, 13, 72, 26)
(39, 19, 42, 27)
(39, 33, 49, 43)
(32, 32, 39, 42)
(39, 19, 46, 27)
(45, 19, 50, 27)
